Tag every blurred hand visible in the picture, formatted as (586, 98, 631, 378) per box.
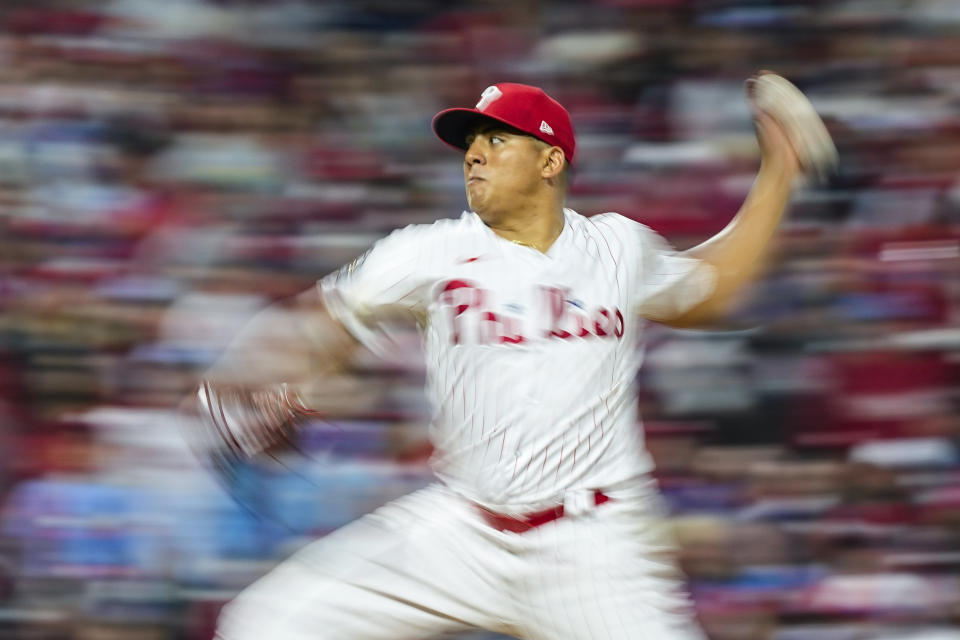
(754, 110, 801, 176)
(746, 72, 838, 182)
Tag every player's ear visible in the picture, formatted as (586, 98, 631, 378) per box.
(541, 146, 565, 180)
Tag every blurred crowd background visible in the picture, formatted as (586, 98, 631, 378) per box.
(0, 0, 959, 639)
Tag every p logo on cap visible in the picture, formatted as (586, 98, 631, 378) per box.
(476, 86, 503, 111)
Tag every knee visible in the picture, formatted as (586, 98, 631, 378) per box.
(213, 571, 346, 640)
(214, 596, 261, 640)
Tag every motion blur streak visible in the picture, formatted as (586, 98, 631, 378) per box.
(0, 1, 958, 639)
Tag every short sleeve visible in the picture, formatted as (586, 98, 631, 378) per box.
(634, 222, 717, 320)
(318, 224, 435, 351)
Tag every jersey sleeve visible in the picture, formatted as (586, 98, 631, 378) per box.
(632, 219, 717, 320)
(318, 224, 436, 353)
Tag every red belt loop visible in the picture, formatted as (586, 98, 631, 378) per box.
(478, 490, 611, 533)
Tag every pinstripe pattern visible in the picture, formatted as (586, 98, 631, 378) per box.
(319, 209, 714, 514)
(513, 486, 705, 640)
(234, 207, 724, 639)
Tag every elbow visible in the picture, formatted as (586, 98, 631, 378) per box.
(647, 281, 745, 329)
(650, 301, 729, 329)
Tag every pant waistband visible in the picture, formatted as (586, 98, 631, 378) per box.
(477, 490, 611, 533)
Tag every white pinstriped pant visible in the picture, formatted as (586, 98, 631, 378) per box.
(215, 482, 706, 640)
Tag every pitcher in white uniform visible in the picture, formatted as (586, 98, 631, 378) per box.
(188, 76, 836, 639)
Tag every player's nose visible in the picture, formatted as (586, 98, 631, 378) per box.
(464, 140, 486, 167)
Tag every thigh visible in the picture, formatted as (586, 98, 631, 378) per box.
(216, 484, 517, 640)
(516, 490, 706, 640)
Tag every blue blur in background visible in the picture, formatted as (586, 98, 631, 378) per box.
(0, 1, 959, 639)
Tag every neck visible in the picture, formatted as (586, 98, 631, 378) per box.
(486, 204, 565, 254)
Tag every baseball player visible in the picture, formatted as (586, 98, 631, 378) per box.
(189, 74, 836, 639)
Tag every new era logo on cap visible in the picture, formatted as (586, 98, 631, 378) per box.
(431, 82, 576, 165)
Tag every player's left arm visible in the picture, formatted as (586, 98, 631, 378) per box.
(655, 73, 835, 328)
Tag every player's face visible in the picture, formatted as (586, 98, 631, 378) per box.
(463, 124, 550, 221)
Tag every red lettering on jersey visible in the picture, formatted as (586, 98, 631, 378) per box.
(479, 311, 525, 344)
(573, 312, 590, 337)
(543, 286, 572, 339)
(438, 282, 622, 346)
(500, 315, 526, 344)
(614, 309, 625, 338)
(541, 287, 625, 342)
(594, 308, 611, 336)
(439, 279, 483, 344)
(480, 311, 499, 344)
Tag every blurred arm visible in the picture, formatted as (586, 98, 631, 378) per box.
(655, 113, 800, 328)
(184, 286, 359, 459)
(204, 286, 357, 386)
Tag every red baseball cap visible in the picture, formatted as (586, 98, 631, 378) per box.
(432, 83, 576, 165)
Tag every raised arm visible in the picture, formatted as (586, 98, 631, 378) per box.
(655, 73, 835, 328)
(659, 113, 798, 327)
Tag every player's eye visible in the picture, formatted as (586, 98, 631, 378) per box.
(490, 135, 504, 144)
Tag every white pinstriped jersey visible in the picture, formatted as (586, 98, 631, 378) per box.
(320, 208, 715, 513)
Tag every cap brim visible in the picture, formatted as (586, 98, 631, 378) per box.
(431, 108, 513, 153)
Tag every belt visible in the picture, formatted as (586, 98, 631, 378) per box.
(478, 490, 611, 533)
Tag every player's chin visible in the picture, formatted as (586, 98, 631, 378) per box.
(466, 192, 487, 216)
(471, 205, 491, 221)
(470, 201, 498, 223)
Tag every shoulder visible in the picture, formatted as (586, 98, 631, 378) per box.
(379, 212, 479, 248)
(584, 212, 666, 251)
(585, 211, 646, 234)
(575, 212, 679, 274)
(353, 213, 480, 277)
(576, 211, 636, 235)
(576, 211, 637, 249)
